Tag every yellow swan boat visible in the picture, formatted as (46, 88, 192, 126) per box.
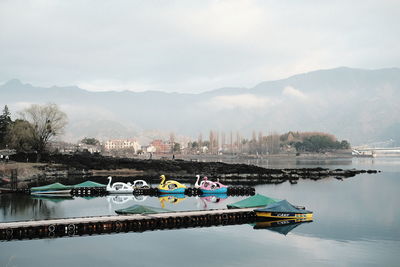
(157, 175, 187, 194)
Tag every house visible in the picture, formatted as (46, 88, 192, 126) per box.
(150, 139, 172, 154)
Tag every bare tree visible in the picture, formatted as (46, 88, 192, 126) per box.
(20, 103, 68, 156)
(198, 133, 203, 148)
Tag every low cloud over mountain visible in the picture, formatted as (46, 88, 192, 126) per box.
(1, 67, 399, 145)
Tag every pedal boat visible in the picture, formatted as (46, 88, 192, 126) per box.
(158, 175, 187, 194)
(106, 176, 134, 194)
(254, 200, 313, 220)
(195, 175, 228, 194)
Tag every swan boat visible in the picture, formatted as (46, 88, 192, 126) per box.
(106, 176, 150, 194)
(158, 175, 187, 194)
(195, 175, 228, 194)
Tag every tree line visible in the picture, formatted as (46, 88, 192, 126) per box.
(0, 104, 68, 159)
(187, 130, 350, 154)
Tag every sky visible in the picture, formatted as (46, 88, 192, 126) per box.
(0, 0, 399, 93)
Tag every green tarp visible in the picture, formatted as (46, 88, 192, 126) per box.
(115, 205, 172, 215)
(31, 182, 72, 192)
(227, 194, 279, 209)
(254, 200, 312, 214)
(73, 181, 106, 188)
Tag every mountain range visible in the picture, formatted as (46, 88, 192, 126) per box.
(1, 67, 399, 145)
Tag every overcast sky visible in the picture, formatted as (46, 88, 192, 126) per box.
(0, 0, 399, 93)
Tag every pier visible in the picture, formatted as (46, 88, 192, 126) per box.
(0, 208, 256, 242)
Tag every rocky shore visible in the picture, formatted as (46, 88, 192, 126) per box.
(3, 152, 379, 188)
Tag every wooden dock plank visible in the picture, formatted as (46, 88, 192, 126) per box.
(0, 208, 255, 230)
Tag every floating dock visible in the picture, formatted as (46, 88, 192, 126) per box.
(0, 208, 256, 242)
(70, 187, 255, 197)
(1, 186, 255, 197)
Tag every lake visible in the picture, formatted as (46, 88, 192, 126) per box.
(1, 157, 399, 266)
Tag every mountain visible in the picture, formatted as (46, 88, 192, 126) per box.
(1, 67, 399, 145)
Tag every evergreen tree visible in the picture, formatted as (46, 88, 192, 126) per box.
(0, 105, 12, 148)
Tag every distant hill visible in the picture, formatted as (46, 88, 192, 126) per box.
(1, 67, 399, 145)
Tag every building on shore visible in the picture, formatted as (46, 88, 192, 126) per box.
(150, 139, 172, 154)
(77, 143, 102, 154)
(104, 139, 141, 153)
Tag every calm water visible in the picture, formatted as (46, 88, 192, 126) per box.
(1, 158, 400, 267)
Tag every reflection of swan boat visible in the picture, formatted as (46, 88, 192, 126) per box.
(159, 194, 186, 208)
(106, 176, 150, 194)
(158, 175, 186, 194)
(201, 193, 228, 203)
(106, 194, 148, 204)
(195, 175, 227, 194)
(254, 200, 313, 220)
(197, 193, 228, 209)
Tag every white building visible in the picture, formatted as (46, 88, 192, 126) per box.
(146, 145, 156, 153)
(104, 139, 141, 153)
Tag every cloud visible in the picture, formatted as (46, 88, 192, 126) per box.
(282, 86, 307, 100)
(0, 0, 399, 92)
(207, 94, 272, 110)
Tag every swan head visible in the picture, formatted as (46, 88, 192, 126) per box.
(160, 175, 166, 180)
(196, 175, 200, 179)
(108, 176, 112, 180)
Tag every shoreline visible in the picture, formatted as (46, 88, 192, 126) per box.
(0, 152, 379, 189)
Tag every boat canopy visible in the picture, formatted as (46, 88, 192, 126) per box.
(30, 182, 72, 192)
(115, 205, 172, 215)
(73, 181, 106, 188)
(227, 194, 279, 209)
(254, 200, 312, 214)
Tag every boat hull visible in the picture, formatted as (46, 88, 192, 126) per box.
(158, 188, 186, 194)
(200, 188, 228, 194)
(255, 211, 313, 220)
(107, 189, 134, 194)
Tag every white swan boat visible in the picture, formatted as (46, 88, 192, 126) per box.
(106, 176, 134, 194)
(132, 180, 150, 189)
(106, 176, 150, 194)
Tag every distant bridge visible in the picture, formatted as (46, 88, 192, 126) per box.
(352, 147, 400, 155)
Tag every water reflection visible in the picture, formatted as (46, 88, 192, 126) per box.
(0, 194, 60, 222)
(106, 195, 148, 205)
(196, 194, 228, 209)
(253, 219, 313, 235)
(159, 194, 186, 208)
(31, 195, 74, 203)
(1, 158, 400, 266)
